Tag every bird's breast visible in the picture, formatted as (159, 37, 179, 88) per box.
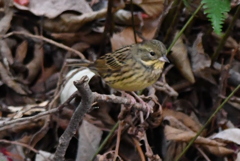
(103, 60, 163, 91)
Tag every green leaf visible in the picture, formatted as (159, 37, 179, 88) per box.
(201, 0, 230, 35)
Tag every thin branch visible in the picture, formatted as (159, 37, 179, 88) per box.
(0, 139, 50, 161)
(1, 31, 85, 59)
(0, 92, 78, 129)
(140, 112, 152, 161)
(53, 76, 93, 160)
(0, 92, 147, 131)
(93, 92, 147, 112)
(113, 121, 123, 161)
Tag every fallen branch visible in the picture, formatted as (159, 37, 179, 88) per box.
(53, 76, 93, 160)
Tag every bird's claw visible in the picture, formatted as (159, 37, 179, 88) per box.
(130, 92, 153, 119)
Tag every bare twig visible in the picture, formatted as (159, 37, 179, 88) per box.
(1, 31, 85, 59)
(53, 76, 93, 160)
(113, 121, 123, 161)
(195, 146, 211, 161)
(0, 92, 147, 131)
(93, 92, 147, 112)
(0, 139, 50, 161)
(0, 92, 78, 130)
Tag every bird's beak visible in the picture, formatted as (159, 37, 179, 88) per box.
(159, 55, 170, 63)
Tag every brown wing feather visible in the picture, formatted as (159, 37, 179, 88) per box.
(91, 45, 132, 75)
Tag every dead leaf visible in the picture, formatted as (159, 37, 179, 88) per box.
(211, 128, 240, 145)
(14, 40, 28, 63)
(0, 61, 28, 95)
(14, 0, 92, 19)
(164, 115, 192, 131)
(0, 40, 13, 65)
(111, 16, 161, 50)
(0, 6, 13, 34)
(30, 66, 58, 93)
(164, 141, 186, 161)
(164, 125, 225, 146)
(43, 5, 124, 33)
(202, 145, 235, 156)
(76, 120, 103, 161)
(111, 27, 143, 51)
(191, 33, 211, 72)
(213, 62, 240, 86)
(25, 43, 44, 84)
(212, 33, 239, 49)
(133, 0, 165, 17)
(190, 33, 217, 84)
(170, 32, 195, 83)
(163, 109, 202, 133)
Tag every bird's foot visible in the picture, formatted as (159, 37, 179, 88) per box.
(131, 92, 153, 119)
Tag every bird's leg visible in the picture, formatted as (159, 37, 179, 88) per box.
(130, 92, 153, 118)
(118, 91, 137, 119)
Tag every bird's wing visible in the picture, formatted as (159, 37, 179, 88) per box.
(94, 45, 132, 72)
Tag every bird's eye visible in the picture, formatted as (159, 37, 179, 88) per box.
(149, 51, 156, 56)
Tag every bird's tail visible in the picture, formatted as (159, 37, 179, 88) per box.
(65, 59, 92, 67)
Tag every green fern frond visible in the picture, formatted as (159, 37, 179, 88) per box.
(201, 0, 230, 35)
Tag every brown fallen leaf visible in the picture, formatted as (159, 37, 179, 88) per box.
(169, 32, 195, 83)
(14, 40, 28, 63)
(30, 66, 58, 93)
(202, 145, 235, 156)
(164, 125, 225, 147)
(13, 0, 92, 19)
(43, 5, 124, 33)
(164, 141, 186, 161)
(133, 0, 165, 17)
(163, 109, 202, 133)
(111, 16, 162, 50)
(190, 32, 217, 84)
(111, 27, 143, 51)
(0, 61, 28, 95)
(212, 32, 239, 49)
(76, 120, 103, 161)
(25, 43, 44, 84)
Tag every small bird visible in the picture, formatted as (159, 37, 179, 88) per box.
(79, 39, 169, 91)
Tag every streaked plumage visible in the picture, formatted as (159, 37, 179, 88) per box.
(81, 39, 168, 91)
